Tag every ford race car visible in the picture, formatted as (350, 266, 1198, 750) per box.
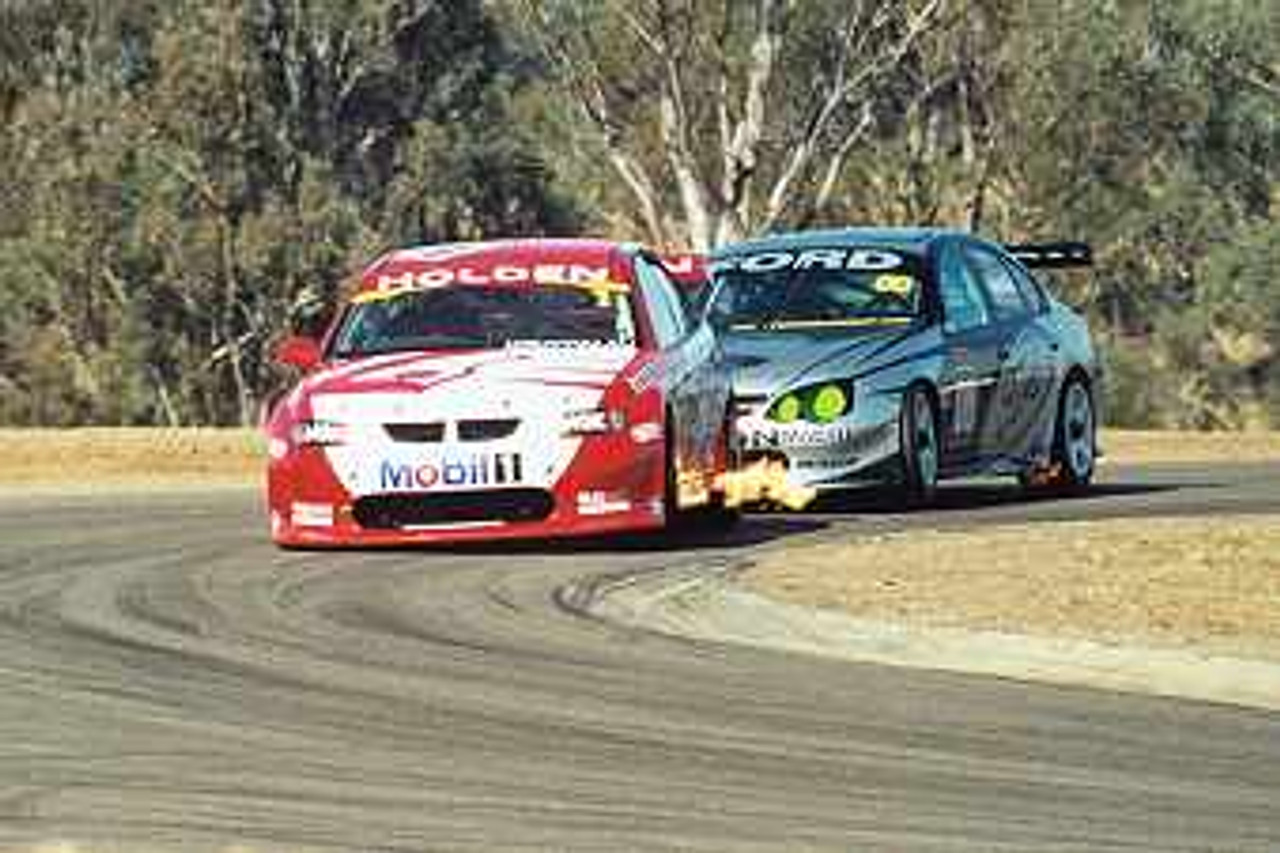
(266, 239, 734, 546)
(706, 228, 1101, 504)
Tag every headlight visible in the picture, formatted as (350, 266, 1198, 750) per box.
(767, 381, 853, 424)
(291, 419, 349, 447)
(771, 394, 802, 423)
(809, 383, 849, 423)
(563, 407, 627, 436)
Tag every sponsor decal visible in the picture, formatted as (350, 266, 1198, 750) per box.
(291, 502, 334, 528)
(379, 453, 524, 491)
(738, 418, 893, 454)
(505, 339, 630, 351)
(628, 421, 664, 444)
(741, 423, 859, 450)
(662, 255, 700, 276)
(711, 248, 906, 276)
(370, 264, 613, 294)
(793, 457, 856, 470)
(577, 490, 633, 516)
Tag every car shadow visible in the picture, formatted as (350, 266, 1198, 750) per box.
(808, 479, 1189, 516)
(362, 515, 830, 557)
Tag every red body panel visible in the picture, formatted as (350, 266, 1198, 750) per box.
(265, 240, 728, 547)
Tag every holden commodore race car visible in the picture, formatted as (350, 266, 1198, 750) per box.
(705, 228, 1101, 505)
(265, 239, 734, 546)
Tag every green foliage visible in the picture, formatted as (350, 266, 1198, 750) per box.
(0, 0, 582, 425)
(0, 0, 1277, 427)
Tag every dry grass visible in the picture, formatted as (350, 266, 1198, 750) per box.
(745, 515, 1280, 662)
(3, 846, 277, 853)
(1101, 428, 1280, 464)
(0, 428, 262, 487)
(0, 427, 1274, 487)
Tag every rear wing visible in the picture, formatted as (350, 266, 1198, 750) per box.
(1005, 242, 1092, 269)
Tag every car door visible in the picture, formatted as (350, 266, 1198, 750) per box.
(960, 242, 1054, 461)
(1000, 255, 1063, 460)
(935, 239, 1004, 471)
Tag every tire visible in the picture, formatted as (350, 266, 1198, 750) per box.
(696, 414, 742, 531)
(1048, 373, 1096, 492)
(664, 413, 741, 533)
(662, 416, 684, 530)
(898, 385, 940, 506)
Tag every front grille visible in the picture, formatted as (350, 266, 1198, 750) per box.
(353, 489, 554, 529)
(457, 418, 520, 442)
(385, 422, 445, 443)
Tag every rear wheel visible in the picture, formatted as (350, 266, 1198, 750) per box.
(899, 385, 940, 506)
(1023, 373, 1095, 493)
(1052, 374, 1096, 491)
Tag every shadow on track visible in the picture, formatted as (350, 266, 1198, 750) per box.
(352, 515, 830, 557)
(279, 475, 1217, 556)
(808, 479, 1192, 516)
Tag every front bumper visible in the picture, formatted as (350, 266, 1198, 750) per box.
(268, 438, 667, 547)
(732, 405, 901, 491)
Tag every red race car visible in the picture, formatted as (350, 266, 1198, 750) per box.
(265, 239, 735, 547)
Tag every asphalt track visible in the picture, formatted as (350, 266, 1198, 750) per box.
(1, 461, 1279, 852)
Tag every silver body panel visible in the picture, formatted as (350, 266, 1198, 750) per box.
(709, 228, 1102, 493)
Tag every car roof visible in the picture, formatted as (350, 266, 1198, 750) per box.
(358, 238, 632, 293)
(710, 226, 966, 258)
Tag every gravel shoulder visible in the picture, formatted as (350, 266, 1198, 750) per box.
(1, 427, 1276, 489)
(589, 561, 1280, 712)
(7, 427, 1280, 709)
(0, 428, 261, 489)
(743, 515, 1280, 665)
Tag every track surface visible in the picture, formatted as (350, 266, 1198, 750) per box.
(1, 462, 1279, 851)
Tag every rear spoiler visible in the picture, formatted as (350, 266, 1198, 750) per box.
(1005, 242, 1092, 269)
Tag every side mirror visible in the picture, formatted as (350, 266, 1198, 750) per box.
(275, 335, 323, 371)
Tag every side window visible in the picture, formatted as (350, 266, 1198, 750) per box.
(938, 243, 991, 334)
(635, 258, 688, 349)
(964, 245, 1031, 322)
(1004, 258, 1049, 314)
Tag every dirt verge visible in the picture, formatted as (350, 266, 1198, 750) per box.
(0, 428, 261, 487)
(1101, 429, 1280, 464)
(743, 515, 1280, 664)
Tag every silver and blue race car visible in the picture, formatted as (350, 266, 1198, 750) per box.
(705, 227, 1101, 504)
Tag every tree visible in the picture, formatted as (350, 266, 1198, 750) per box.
(0, 0, 581, 425)
(508, 0, 947, 250)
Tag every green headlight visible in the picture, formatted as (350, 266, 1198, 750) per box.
(809, 384, 849, 423)
(772, 393, 802, 423)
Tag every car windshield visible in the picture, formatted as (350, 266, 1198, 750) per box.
(331, 282, 638, 357)
(709, 248, 924, 330)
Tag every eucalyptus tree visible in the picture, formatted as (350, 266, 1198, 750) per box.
(509, 0, 948, 250)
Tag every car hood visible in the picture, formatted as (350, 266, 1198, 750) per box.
(724, 325, 916, 396)
(300, 344, 638, 424)
(291, 344, 642, 497)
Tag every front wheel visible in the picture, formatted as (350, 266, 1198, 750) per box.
(898, 385, 940, 507)
(664, 414, 741, 533)
(697, 412, 742, 531)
